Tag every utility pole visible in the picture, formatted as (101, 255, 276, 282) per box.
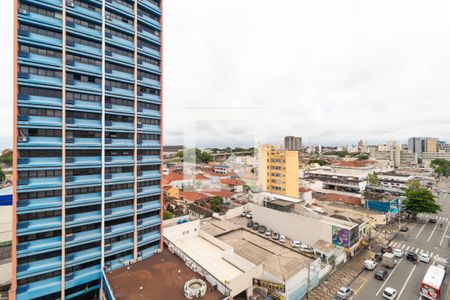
(306, 261, 310, 300)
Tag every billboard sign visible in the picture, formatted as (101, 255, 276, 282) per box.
(332, 226, 350, 248)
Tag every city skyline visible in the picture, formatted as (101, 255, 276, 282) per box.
(2, 0, 450, 149)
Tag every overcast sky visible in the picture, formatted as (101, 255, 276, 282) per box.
(1, 0, 450, 149)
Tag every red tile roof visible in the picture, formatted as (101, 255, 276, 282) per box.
(320, 193, 362, 205)
(179, 191, 209, 202)
(220, 179, 243, 186)
(203, 190, 235, 198)
(329, 160, 376, 168)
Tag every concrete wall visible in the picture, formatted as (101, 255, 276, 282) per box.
(163, 220, 200, 242)
(212, 205, 248, 220)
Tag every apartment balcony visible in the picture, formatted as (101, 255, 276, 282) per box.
(66, 156, 102, 168)
(17, 255, 61, 280)
(106, 102, 135, 115)
(105, 155, 134, 166)
(18, 51, 61, 68)
(138, 12, 161, 30)
(66, 283, 101, 300)
(66, 39, 102, 57)
(28, 0, 62, 9)
(105, 138, 134, 148)
(66, 60, 102, 76)
(107, 253, 133, 271)
(66, 174, 102, 188)
(105, 33, 134, 49)
(138, 60, 160, 74)
(137, 170, 160, 181)
(105, 120, 134, 131)
(16, 274, 62, 300)
(137, 185, 160, 197)
(106, 0, 134, 16)
(138, 106, 161, 118)
(17, 216, 62, 236)
(137, 155, 160, 164)
(138, 231, 160, 246)
(18, 30, 62, 49)
(105, 171, 134, 184)
(66, 210, 101, 228)
(66, 98, 102, 112)
(138, 77, 160, 89)
(104, 49, 133, 67)
(18, 10, 62, 30)
(105, 188, 134, 202)
(18, 72, 62, 88)
(66, 137, 102, 148)
(138, 200, 161, 214)
(17, 195, 61, 213)
(105, 238, 134, 256)
(17, 156, 62, 169)
(105, 205, 134, 220)
(66, 117, 102, 130)
(106, 69, 134, 82)
(17, 115, 62, 129)
(17, 176, 62, 191)
(138, 0, 161, 16)
(17, 92, 62, 108)
(138, 91, 160, 103)
(67, 3, 102, 21)
(106, 16, 134, 33)
(105, 220, 134, 238)
(140, 243, 160, 260)
(138, 29, 160, 44)
(66, 192, 102, 208)
(137, 139, 160, 148)
(65, 265, 102, 290)
(66, 228, 101, 248)
(66, 79, 102, 93)
(137, 215, 161, 229)
(137, 44, 160, 60)
(17, 136, 62, 148)
(65, 246, 101, 268)
(106, 86, 134, 98)
(66, 21, 102, 40)
(138, 123, 161, 133)
(17, 236, 61, 258)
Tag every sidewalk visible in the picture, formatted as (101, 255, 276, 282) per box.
(308, 249, 368, 300)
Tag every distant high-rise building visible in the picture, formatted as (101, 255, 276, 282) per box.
(408, 137, 439, 156)
(13, 1, 163, 299)
(284, 136, 302, 151)
(258, 145, 299, 198)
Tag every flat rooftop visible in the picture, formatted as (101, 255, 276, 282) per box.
(107, 246, 223, 300)
(212, 227, 314, 281)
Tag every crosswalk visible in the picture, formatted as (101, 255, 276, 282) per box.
(388, 241, 445, 259)
(418, 214, 449, 222)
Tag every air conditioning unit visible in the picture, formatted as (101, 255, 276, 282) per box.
(137, 256, 142, 262)
(19, 8, 27, 14)
(67, 1, 75, 7)
(124, 260, 130, 266)
(105, 15, 112, 21)
(18, 136, 27, 142)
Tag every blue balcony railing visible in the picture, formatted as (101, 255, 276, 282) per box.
(138, 44, 160, 59)
(65, 246, 101, 267)
(138, 139, 160, 148)
(106, 172, 134, 183)
(138, 106, 161, 118)
(17, 156, 62, 169)
(138, 231, 160, 246)
(66, 117, 102, 129)
(106, 86, 134, 98)
(18, 31, 62, 48)
(106, 237, 134, 255)
(18, 73, 62, 88)
(19, 11, 62, 29)
(106, 155, 134, 165)
(105, 120, 134, 131)
(18, 136, 62, 148)
(138, 12, 160, 30)
(138, 60, 160, 73)
(66, 99, 102, 112)
(17, 195, 61, 213)
(106, 102, 134, 115)
(65, 265, 102, 290)
(17, 236, 61, 258)
(138, 29, 160, 44)
(105, 188, 134, 202)
(106, 33, 134, 49)
(66, 156, 102, 168)
(66, 79, 102, 92)
(17, 216, 62, 236)
(105, 220, 134, 238)
(66, 192, 102, 208)
(17, 255, 61, 279)
(137, 215, 161, 229)
(66, 210, 101, 227)
(67, 41, 102, 57)
(106, 17, 134, 32)
(17, 176, 62, 191)
(66, 174, 102, 187)
(107, 0, 134, 16)
(66, 228, 101, 247)
(17, 93, 62, 107)
(18, 115, 62, 128)
(66, 60, 102, 75)
(140, 244, 161, 260)
(18, 52, 61, 68)
(16, 274, 62, 300)
(138, 76, 160, 88)
(66, 22, 102, 39)
(138, 123, 160, 133)
(105, 50, 134, 65)
(138, 92, 160, 103)
(106, 69, 134, 82)
(67, 3, 102, 21)
(138, 0, 161, 16)
(105, 138, 134, 148)
(66, 137, 102, 148)
(138, 185, 160, 197)
(137, 155, 160, 164)
(139, 200, 161, 213)
(138, 170, 160, 181)
(105, 205, 134, 220)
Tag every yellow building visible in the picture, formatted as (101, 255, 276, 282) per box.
(424, 138, 438, 153)
(258, 144, 300, 198)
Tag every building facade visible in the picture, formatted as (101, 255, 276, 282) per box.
(284, 136, 302, 151)
(13, 0, 163, 299)
(258, 145, 299, 198)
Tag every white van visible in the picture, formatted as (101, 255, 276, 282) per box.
(364, 260, 377, 270)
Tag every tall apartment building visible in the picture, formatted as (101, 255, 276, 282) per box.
(258, 145, 299, 198)
(408, 137, 438, 156)
(284, 136, 302, 151)
(13, 0, 163, 299)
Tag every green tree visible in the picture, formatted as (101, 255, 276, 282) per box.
(357, 153, 369, 160)
(198, 151, 213, 164)
(431, 159, 450, 177)
(163, 211, 173, 220)
(367, 173, 379, 186)
(407, 178, 421, 190)
(308, 159, 328, 166)
(0, 168, 5, 183)
(403, 187, 442, 219)
(209, 196, 223, 213)
(0, 151, 12, 165)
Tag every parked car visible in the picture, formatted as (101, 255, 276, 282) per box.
(419, 253, 431, 263)
(375, 269, 388, 281)
(279, 234, 286, 243)
(272, 232, 280, 240)
(258, 226, 266, 234)
(291, 240, 301, 248)
(247, 220, 253, 228)
(364, 260, 377, 270)
(381, 246, 393, 253)
(393, 249, 404, 258)
(336, 287, 353, 299)
(429, 218, 437, 224)
(265, 228, 272, 236)
(406, 252, 418, 262)
(241, 210, 249, 217)
(400, 226, 409, 232)
(299, 243, 314, 254)
(382, 287, 398, 299)
(252, 223, 259, 230)
(246, 211, 253, 219)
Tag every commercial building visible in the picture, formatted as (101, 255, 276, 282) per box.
(258, 144, 300, 198)
(370, 144, 418, 168)
(408, 137, 439, 156)
(363, 192, 402, 223)
(284, 136, 302, 151)
(13, 1, 163, 299)
(422, 152, 450, 167)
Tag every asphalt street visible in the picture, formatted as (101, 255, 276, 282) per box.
(352, 178, 450, 300)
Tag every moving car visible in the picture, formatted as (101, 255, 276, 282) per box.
(393, 249, 404, 258)
(336, 287, 353, 299)
(429, 218, 437, 224)
(272, 232, 280, 240)
(279, 234, 286, 243)
(364, 260, 377, 270)
(299, 244, 314, 254)
(247, 220, 253, 228)
(374, 252, 384, 262)
(382, 253, 398, 268)
(419, 253, 431, 263)
(406, 252, 418, 262)
(252, 223, 259, 230)
(400, 226, 409, 232)
(382, 287, 397, 299)
(291, 240, 301, 248)
(375, 269, 388, 280)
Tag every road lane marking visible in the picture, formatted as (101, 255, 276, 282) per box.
(398, 264, 417, 299)
(375, 258, 403, 296)
(439, 222, 450, 246)
(427, 222, 439, 242)
(415, 222, 427, 239)
(415, 248, 419, 253)
(401, 244, 405, 249)
(354, 278, 368, 294)
(406, 245, 410, 251)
